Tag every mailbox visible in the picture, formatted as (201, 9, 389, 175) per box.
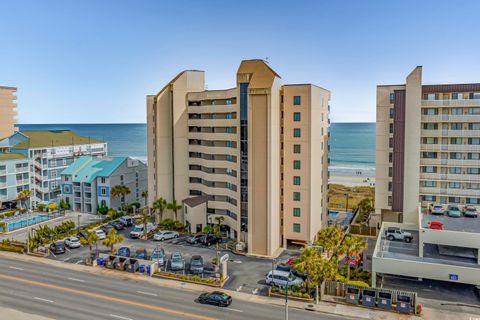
(362, 289, 376, 307)
(345, 286, 360, 305)
(377, 291, 392, 310)
(396, 294, 412, 314)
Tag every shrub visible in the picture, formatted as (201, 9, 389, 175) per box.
(98, 203, 109, 215)
(5, 211, 15, 217)
(37, 204, 46, 212)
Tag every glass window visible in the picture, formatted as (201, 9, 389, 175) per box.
(293, 144, 301, 153)
(423, 195, 437, 201)
(421, 166, 437, 173)
(422, 152, 437, 159)
(468, 153, 480, 160)
(467, 198, 480, 204)
(293, 160, 301, 170)
(468, 138, 480, 145)
(449, 152, 462, 159)
(423, 123, 438, 130)
(469, 123, 480, 130)
(293, 96, 301, 105)
(389, 93, 395, 104)
(293, 128, 301, 138)
(470, 92, 480, 100)
(449, 197, 461, 203)
(467, 183, 480, 190)
(423, 137, 438, 144)
(449, 167, 461, 174)
(450, 138, 462, 145)
(451, 108, 463, 115)
(448, 182, 461, 189)
(293, 192, 300, 201)
(467, 168, 480, 174)
(293, 208, 300, 217)
(293, 176, 301, 185)
(424, 93, 439, 100)
(293, 223, 301, 233)
(293, 112, 301, 121)
(450, 123, 463, 130)
(421, 181, 437, 187)
(423, 108, 438, 115)
(389, 108, 394, 119)
(468, 108, 480, 115)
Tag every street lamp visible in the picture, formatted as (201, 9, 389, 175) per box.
(285, 279, 289, 320)
(344, 193, 350, 211)
(271, 258, 276, 280)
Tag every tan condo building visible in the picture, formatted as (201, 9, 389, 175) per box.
(0, 86, 18, 140)
(147, 60, 330, 257)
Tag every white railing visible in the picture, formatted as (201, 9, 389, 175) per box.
(422, 99, 480, 107)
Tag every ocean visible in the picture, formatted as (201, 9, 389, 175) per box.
(18, 123, 376, 177)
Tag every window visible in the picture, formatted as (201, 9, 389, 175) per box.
(451, 108, 463, 115)
(421, 181, 437, 187)
(449, 197, 461, 203)
(100, 177, 106, 184)
(226, 99, 232, 105)
(468, 153, 480, 160)
(389, 93, 395, 104)
(293, 128, 301, 137)
(388, 167, 393, 177)
(470, 92, 480, 100)
(451, 123, 463, 130)
(450, 152, 462, 159)
(467, 183, 480, 190)
(293, 208, 301, 217)
(467, 198, 480, 204)
(449, 167, 461, 174)
(452, 93, 463, 100)
(388, 182, 392, 191)
(293, 223, 301, 233)
(388, 196, 392, 206)
(293, 176, 301, 185)
(467, 168, 480, 175)
(51, 170, 57, 178)
(100, 187, 107, 196)
(423, 123, 438, 130)
(424, 93, 439, 100)
(423, 108, 438, 115)
(293, 160, 301, 170)
(62, 159, 67, 166)
(64, 185, 70, 193)
(389, 123, 394, 133)
(389, 108, 394, 119)
(422, 195, 436, 201)
(469, 123, 480, 130)
(389, 138, 393, 148)
(422, 152, 437, 159)
(389, 152, 393, 163)
(468, 108, 480, 115)
(448, 182, 461, 189)
(450, 138, 462, 145)
(423, 137, 438, 144)
(293, 96, 301, 105)
(468, 138, 480, 145)
(293, 144, 301, 154)
(293, 192, 300, 201)
(293, 112, 301, 121)
(421, 166, 437, 173)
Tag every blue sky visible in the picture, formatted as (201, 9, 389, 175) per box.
(1, 0, 479, 123)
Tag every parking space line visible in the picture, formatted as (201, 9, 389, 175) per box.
(75, 260, 83, 264)
(50, 252, 57, 259)
(109, 314, 132, 320)
(136, 291, 158, 297)
(33, 297, 54, 303)
(8, 266, 24, 271)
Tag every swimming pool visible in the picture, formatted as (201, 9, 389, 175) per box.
(7, 215, 54, 231)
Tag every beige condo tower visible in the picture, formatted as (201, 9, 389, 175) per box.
(147, 60, 330, 257)
(0, 86, 18, 139)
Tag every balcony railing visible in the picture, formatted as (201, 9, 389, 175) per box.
(422, 99, 480, 107)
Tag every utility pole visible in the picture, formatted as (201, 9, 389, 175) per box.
(344, 193, 349, 211)
(285, 279, 289, 320)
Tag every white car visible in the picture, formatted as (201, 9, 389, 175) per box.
(153, 230, 179, 241)
(265, 270, 304, 287)
(130, 223, 156, 239)
(64, 236, 81, 249)
(95, 229, 106, 240)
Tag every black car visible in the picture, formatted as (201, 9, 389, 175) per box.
(201, 234, 221, 246)
(50, 241, 66, 254)
(111, 220, 125, 231)
(101, 223, 115, 234)
(186, 234, 204, 245)
(77, 231, 88, 240)
(198, 291, 232, 307)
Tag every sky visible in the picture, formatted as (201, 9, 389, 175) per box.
(1, 0, 480, 124)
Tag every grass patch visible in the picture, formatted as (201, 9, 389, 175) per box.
(328, 184, 374, 210)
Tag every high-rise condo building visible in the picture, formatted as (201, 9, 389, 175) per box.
(0, 86, 18, 140)
(147, 60, 330, 257)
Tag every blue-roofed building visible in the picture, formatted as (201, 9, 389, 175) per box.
(60, 156, 147, 213)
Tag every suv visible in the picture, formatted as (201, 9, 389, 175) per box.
(265, 270, 304, 288)
(201, 234, 221, 246)
(186, 234, 204, 245)
(190, 255, 204, 274)
(431, 204, 444, 215)
(385, 227, 413, 243)
(119, 216, 134, 227)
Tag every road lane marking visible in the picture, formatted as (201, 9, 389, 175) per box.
(110, 315, 132, 320)
(34, 297, 54, 303)
(75, 260, 83, 264)
(227, 308, 243, 313)
(68, 277, 85, 283)
(0, 273, 216, 320)
(8, 266, 24, 271)
(236, 286, 242, 292)
(136, 291, 158, 297)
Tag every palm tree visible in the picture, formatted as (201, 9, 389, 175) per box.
(17, 189, 32, 210)
(214, 216, 225, 236)
(167, 200, 182, 221)
(137, 210, 151, 240)
(357, 198, 374, 227)
(316, 226, 344, 258)
(102, 228, 124, 254)
(152, 197, 167, 224)
(141, 190, 148, 207)
(339, 235, 368, 280)
(111, 185, 131, 207)
(80, 231, 99, 261)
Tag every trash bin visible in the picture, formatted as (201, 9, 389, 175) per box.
(362, 289, 376, 307)
(116, 257, 128, 271)
(105, 255, 118, 269)
(139, 264, 145, 273)
(96, 257, 104, 266)
(396, 294, 412, 314)
(146, 265, 151, 275)
(125, 258, 139, 273)
(345, 286, 360, 305)
(377, 291, 392, 310)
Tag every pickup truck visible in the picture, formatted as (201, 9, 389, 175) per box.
(385, 227, 413, 243)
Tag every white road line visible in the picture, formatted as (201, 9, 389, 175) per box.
(236, 286, 243, 292)
(136, 290, 158, 297)
(109, 314, 133, 320)
(8, 266, 24, 271)
(33, 297, 54, 303)
(75, 260, 83, 265)
(227, 308, 243, 313)
(63, 257, 71, 262)
(68, 277, 85, 283)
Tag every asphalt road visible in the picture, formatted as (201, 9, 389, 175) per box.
(0, 256, 346, 320)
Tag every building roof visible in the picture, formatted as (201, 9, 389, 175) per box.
(237, 59, 281, 89)
(62, 155, 127, 183)
(12, 130, 103, 149)
(0, 85, 17, 91)
(0, 153, 26, 161)
(183, 196, 208, 208)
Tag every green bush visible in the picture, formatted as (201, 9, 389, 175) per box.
(37, 204, 46, 212)
(98, 203, 109, 215)
(4, 211, 15, 217)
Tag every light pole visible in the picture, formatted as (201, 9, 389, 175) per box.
(272, 258, 276, 279)
(344, 193, 349, 211)
(26, 209, 30, 254)
(285, 279, 289, 320)
(77, 214, 80, 233)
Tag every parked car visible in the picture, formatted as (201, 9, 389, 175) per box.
(153, 230, 179, 241)
(119, 216, 134, 227)
(95, 229, 106, 240)
(50, 241, 66, 254)
(201, 234, 221, 246)
(198, 291, 232, 307)
(77, 231, 88, 240)
(385, 227, 413, 243)
(134, 248, 148, 260)
(431, 204, 445, 215)
(64, 236, 81, 249)
(101, 223, 114, 234)
(275, 263, 305, 279)
(447, 205, 461, 218)
(186, 234, 204, 245)
(117, 247, 131, 257)
(265, 270, 304, 287)
(190, 255, 204, 274)
(463, 206, 478, 218)
(427, 221, 443, 230)
(151, 248, 165, 266)
(170, 251, 185, 271)
(130, 223, 156, 239)
(111, 220, 125, 230)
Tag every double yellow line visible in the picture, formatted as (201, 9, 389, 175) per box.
(0, 273, 216, 320)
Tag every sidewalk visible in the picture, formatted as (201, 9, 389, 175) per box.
(0, 251, 477, 320)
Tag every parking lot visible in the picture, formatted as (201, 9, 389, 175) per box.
(48, 223, 300, 295)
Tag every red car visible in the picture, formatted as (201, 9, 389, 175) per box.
(286, 257, 301, 266)
(428, 221, 443, 230)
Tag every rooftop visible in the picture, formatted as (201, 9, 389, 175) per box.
(422, 213, 480, 234)
(0, 153, 26, 161)
(183, 196, 208, 208)
(62, 155, 127, 183)
(13, 130, 103, 149)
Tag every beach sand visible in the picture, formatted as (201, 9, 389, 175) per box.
(329, 175, 375, 187)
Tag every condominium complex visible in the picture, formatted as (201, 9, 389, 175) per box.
(147, 60, 330, 257)
(60, 156, 147, 213)
(0, 86, 18, 139)
(373, 67, 480, 287)
(0, 130, 107, 208)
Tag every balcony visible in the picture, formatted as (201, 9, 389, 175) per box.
(422, 114, 480, 122)
(73, 186, 81, 192)
(15, 179, 29, 186)
(0, 182, 7, 189)
(422, 99, 480, 107)
(84, 186, 92, 193)
(0, 170, 6, 176)
(74, 197, 82, 203)
(421, 144, 480, 152)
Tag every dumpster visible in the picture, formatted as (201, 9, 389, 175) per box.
(105, 255, 119, 269)
(362, 289, 376, 307)
(377, 291, 392, 310)
(116, 257, 129, 271)
(396, 294, 413, 314)
(345, 286, 360, 305)
(125, 258, 139, 273)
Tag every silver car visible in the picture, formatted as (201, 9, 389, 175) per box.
(170, 251, 185, 271)
(464, 206, 478, 218)
(64, 236, 81, 249)
(431, 204, 444, 215)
